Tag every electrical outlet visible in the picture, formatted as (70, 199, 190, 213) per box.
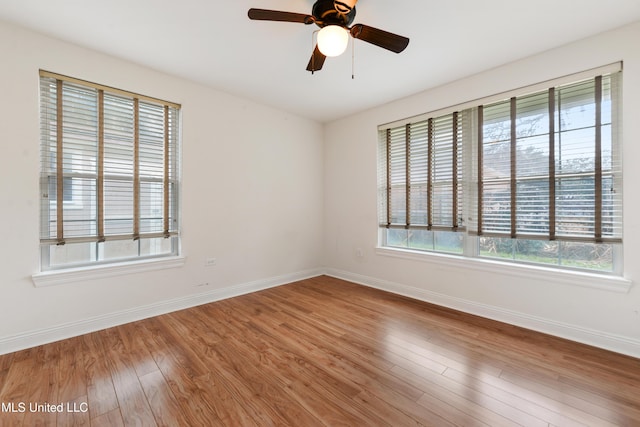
(205, 257, 216, 267)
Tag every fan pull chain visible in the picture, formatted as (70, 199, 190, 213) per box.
(311, 31, 317, 75)
(351, 36, 355, 79)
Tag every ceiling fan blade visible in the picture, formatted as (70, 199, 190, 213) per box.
(350, 24, 409, 53)
(306, 45, 327, 73)
(248, 8, 315, 24)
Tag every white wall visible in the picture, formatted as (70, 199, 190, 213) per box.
(3, 17, 640, 359)
(0, 20, 324, 353)
(324, 22, 640, 357)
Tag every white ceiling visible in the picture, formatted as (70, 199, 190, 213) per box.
(2, 0, 640, 123)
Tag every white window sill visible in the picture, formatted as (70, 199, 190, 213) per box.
(375, 247, 633, 294)
(32, 256, 186, 287)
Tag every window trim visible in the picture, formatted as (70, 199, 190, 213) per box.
(32, 255, 186, 287)
(375, 245, 631, 293)
(382, 227, 624, 274)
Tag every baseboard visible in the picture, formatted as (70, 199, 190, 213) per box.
(4, 266, 639, 359)
(325, 268, 640, 359)
(0, 268, 324, 355)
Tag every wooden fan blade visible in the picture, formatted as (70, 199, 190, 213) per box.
(306, 45, 327, 72)
(350, 24, 409, 53)
(248, 8, 315, 24)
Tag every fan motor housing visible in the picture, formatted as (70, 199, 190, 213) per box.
(312, 0, 356, 27)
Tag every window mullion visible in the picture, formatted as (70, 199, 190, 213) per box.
(452, 112, 459, 229)
(476, 106, 483, 235)
(97, 89, 105, 242)
(510, 97, 517, 239)
(427, 118, 433, 229)
(133, 98, 140, 240)
(405, 123, 411, 228)
(594, 75, 603, 243)
(548, 88, 556, 241)
(56, 80, 64, 245)
(385, 128, 392, 227)
(163, 105, 170, 237)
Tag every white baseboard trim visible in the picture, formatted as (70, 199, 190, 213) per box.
(0, 268, 323, 356)
(325, 268, 640, 359)
(4, 267, 639, 359)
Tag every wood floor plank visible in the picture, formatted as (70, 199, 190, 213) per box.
(159, 311, 286, 426)
(81, 331, 120, 421)
(101, 326, 157, 427)
(56, 394, 91, 426)
(199, 302, 359, 426)
(116, 321, 159, 379)
(441, 353, 619, 427)
(220, 302, 363, 400)
(392, 363, 543, 427)
(442, 367, 588, 427)
(1, 275, 639, 427)
(140, 317, 230, 426)
(0, 348, 37, 427)
(212, 340, 352, 427)
(0, 368, 9, 400)
(138, 369, 191, 427)
(20, 344, 59, 427)
(57, 336, 88, 403)
(351, 389, 430, 427)
(233, 296, 428, 411)
(90, 408, 125, 427)
(499, 367, 636, 426)
(227, 322, 390, 425)
(0, 352, 14, 373)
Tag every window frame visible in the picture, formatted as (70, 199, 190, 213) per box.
(377, 64, 624, 278)
(375, 242, 630, 293)
(38, 70, 181, 273)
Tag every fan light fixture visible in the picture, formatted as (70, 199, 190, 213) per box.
(248, 1, 410, 74)
(317, 25, 349, 57)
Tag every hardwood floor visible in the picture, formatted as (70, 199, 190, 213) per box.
(1, 275, 639, 426)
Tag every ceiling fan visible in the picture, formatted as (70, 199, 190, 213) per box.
(248, 0, 410, 73)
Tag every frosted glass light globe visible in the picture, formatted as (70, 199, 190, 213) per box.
(317, 25, 349, 57)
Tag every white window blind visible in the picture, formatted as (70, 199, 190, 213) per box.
(39, 71, 180, 269)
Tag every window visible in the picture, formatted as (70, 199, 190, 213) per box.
(378, 65, 622, 274)
(39, 71, 180, 271)
(380, 112, 468, 254)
